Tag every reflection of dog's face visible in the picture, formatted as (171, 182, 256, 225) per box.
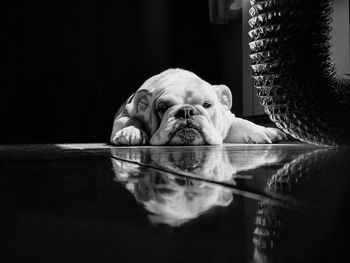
(128, 69, 233, 145)
(132, 172, 232, 226)
(167, 151, 237, 183)
(111, 158, 233, 227)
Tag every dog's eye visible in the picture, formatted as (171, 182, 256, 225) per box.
(157, 103, 170, 113)
(203, 102, 212, 109)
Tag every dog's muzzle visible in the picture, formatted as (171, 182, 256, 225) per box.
(168, 106, 206, 145)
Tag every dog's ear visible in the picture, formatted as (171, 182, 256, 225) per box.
(213, 85, 232, 111)
(126, 89, 152, 117)
(125, 89, 159, 135)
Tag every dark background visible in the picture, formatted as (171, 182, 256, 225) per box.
(1, 0, 242, 143)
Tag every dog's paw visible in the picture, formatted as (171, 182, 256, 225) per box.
(265, 127, 288, 142)
(246, 127, 287, 144)
(112, 126, 148, 145)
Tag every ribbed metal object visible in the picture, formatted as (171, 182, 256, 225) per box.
(248, 0, 350, 146)
(253, 148, 349, 260)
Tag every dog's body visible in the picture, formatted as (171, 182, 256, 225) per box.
(111, 69, 286, 145)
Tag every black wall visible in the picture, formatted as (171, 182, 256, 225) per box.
(2, 0, 242, 143)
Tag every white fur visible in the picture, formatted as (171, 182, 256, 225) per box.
(111, 69, 287, 145)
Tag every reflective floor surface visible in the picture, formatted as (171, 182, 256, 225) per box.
(1, 143, 350, 263)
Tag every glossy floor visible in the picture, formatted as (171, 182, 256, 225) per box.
(1, 143, 350, 263)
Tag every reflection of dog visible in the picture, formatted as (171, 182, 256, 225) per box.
(111, 68, 287, 145)
(110, 146, 287, 226)
(111, 158, 233, 227)
(110, 146, 287, 184)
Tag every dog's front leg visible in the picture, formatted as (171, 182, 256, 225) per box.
(224, 117, 287, 144)
(110, 112, 148, 145)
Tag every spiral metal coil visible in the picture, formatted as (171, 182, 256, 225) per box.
(249, 0, 350, 146)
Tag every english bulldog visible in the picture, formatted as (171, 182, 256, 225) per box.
(110, 68, 287, 145)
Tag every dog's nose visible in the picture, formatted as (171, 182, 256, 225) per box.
(175, 106, 197, 119)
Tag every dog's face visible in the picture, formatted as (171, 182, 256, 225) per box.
(126, 69, 233, 145)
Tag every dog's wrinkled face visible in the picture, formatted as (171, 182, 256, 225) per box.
(152, 77, 224, 145)
(128, 70, 233, 145)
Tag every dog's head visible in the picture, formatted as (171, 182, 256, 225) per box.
(125, 69, 234, 145)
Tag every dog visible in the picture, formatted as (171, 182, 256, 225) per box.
(110, 68, 287, 145)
